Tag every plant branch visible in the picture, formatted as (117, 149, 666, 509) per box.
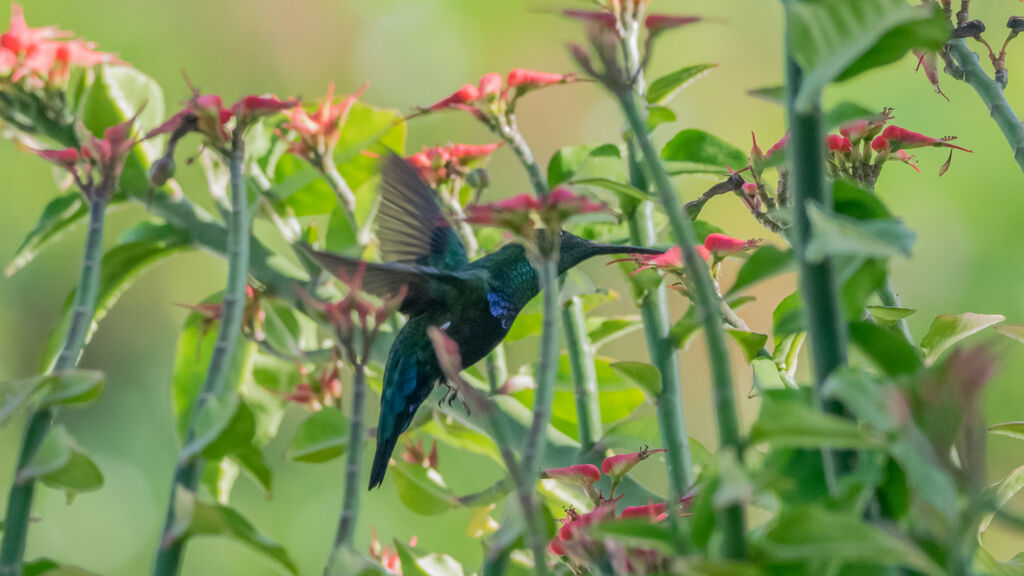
(151, 129, 251, 576)
(616, 90, 745, 559)
(0, 196, 107, 576)
(946, 38, 1024, 174)
(562, 295, 602, 455)
(326, 361, 367, 569)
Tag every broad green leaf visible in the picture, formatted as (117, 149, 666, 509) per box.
(727, 246, 793, 296)
(24, 558, 101, 576)
(390, 460, 461, 516)
(981, 465, 1024, 533)
(786, 0, 948, 111)
(569, 177, 649, 202)
(233, 445, 273, 496)
(41, 222, 190, 370)
(661, 129, 747, 171)
(833, 179, 893, 220)
(40, 451, 104, 501)
(504, 313, 543, 342)
(326, 175, 381, 256)
(989, 422, 1024, 441)
(849, 321, 922, 376)
(763, 506, 944, 576)
(5, 193, 88, 277)
(751, 357, 788, 394)
(610, 361, 661, 397)
(393, 540, 466, 576)
(772, 292, 805, 338)
(727, 330, 769, 362)
(841, 259, 887, 319)
(79, 65, 165, 194)
(547, 144, 622, 187)
(287, 407, 349, 463)
(38, 369, 105, 408)
(201, 458, 240, 506)
(187, 502, 298, 575)
(420, 413, 504, 468)
(749, 397, 874, 448)
(920, 312, 1005, 365)
(180, 391, 241, 463)
(556, 354, 631, 391)
(646, 64, 718, 105)
(866, 305, 916, 325)
(273, 154, 337, 216)
(335, 101, 407, 192)
(588, 315, 642, 350)
(199, 399, 257, 460)
(17, 425, 74, 483)
(805, 201, 914, 263)
(645, 105, 676, 132)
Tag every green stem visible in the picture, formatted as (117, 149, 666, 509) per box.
(321, 159, 361, 241)
(521, 259, 559, 476)
(151, 130, 251, 576)
(946, 38, 1024, 174)
(562, 296, 602, 455)
(0, 197, 107, 576)
(326, 363, 366, 570)
(616, 90, 745, 559)
(624, 189, 693, 495)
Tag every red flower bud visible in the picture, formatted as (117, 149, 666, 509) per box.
(610, 245, 683, 276)
(231, 95, 298, 124)
(878, 125, 972, 152)
(765, 132, 789, 160)
(892, 149, 921, 173)
(620, 502, 668, 522)
(477, 72, 503, 98)
(30, 147, 80, 169)
(505, 69, 576, 95)
(542, 464, 601, 486)
(826, 134, 852, 153)
(427, 84, 480, 110)
(601, 447, 667, 478)
(703, 233, 759, 256)
(548, 538, 567, 556)
(871, 135, 889, 152)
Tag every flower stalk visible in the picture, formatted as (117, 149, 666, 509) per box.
(561, 295, 602, 455)
(327, 361, 366, 562)
(152, 128, 251, 576)
(0, 196, 107, 576)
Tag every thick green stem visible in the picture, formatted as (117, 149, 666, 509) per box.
(784, 55, 849, 405)
(326, 363, 366, 570)
(522, 259, 559, 476)
(151, 131, 251, 576)
(617, 91, 744, 558)
(562, 296, 602, 455)
(0, 197, 107, 576)
(947, 38, 1024, 174)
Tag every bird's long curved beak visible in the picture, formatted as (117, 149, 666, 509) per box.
(589, 243, 665, 256)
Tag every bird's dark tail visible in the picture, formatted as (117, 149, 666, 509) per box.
(368, 432, 400, 490)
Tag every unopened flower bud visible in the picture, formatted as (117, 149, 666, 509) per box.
(953, 19, 986, 38)
(465, 167, 490, 190)
(150, 154, 176, 186)
(1008, 16, 1024, 36)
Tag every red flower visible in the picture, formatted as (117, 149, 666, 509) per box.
(0, 4, 69, 54)
(282, 82, 367, 160)
(892, 149, 921, 173)
(619, 503, 668, 522)
(1, 4, 120, 85)
(644, 14, 702, 34)
(30, 147, 80, 169)
(549, 538, 567, 557)
(477, 72, 503, 99)
(601, 447, 667, 479)
(427, 83, 480, 110)
(703, 233, 759, 257)
(449, 142, 503, 161)
(149, 93, 231, 143)
(827, 134, 852, 153)
(557, 499, 619, 541)
(230, 94, 298, 125)
(505, 68, 576, 95)
(839, 108, 893, 143)
(545, 186, 607, 220)
(611, 245, 682, 276)
(49, 39, 121, 83)
(543, 464, 601, 486)
(30, 114, 140, 200)
(765, 132, 788, 161)
(873, 125, 972, 153)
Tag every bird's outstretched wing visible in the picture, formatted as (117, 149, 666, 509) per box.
(300, 246, 477, 316)
(377, 153, 469, 271)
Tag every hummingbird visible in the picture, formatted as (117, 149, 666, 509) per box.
(303, 154, 663, 490)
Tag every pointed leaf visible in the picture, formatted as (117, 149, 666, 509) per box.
(40, 450, 104, 500)
(805, 201, 914, 263)
(996, 324, 1024, 344)
(5, 193, 89, 277)
(390, 460, 461, 516)
(849, 321, 922, 377)
(920, 312, 1005, 365)
(188, 502, 299, 575)
(646, 64, 718, 105)
(661, 129, 747, 171)
(728, 246, 793, 296)
(989, 422, 1024, 441)
(588, 316, 643, 350)
(609, 361, 661, 397)
(548, 144, 622, 188)
(287, 407, 349, 463)
(727, 330, 769, 363)
(866, 305, 917, 325)
(17, 425, 74, 484)
(749, 397, 875, 448)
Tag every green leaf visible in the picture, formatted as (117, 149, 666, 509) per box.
(866, 305, 916, 325)
(201, 458, 240, 505)
(24, 558, 101, 576)
(920, 312, 1005, 365)
(772, 292, 805, 338)
(661, 129, 747, 171)
(645, 105, 676, 133)
(727, 246, 793, 296)
(5, 193, 88, 277)
(187, 502, 298, 575)
(822, 367, 898, 432)
(420, 413, 504, 468)
(727, 330, 769, 363)
(989, 422, 1024, 441)
(335, 101, 407, 192)
(751, 357, 788, 394)
(556, 354, 631, 391)
(589, 520, 677, 554)
(748, 85, 785, 105)
(79, 65, 165, 194)
(763, 506, 944, 576)
(996, 324, 1024, 344)
(393, 540, 466, 576)
(504, 313, 543, 342)
(849, 321, 922, 377)
(38, 369, 105, 408)
(40, 451, 104, 500)
(981, 465, 1024, 533)
(568, 177, 649, 202)
(17, 424, 74, 484)
(390, 460, 461, 516)
(787, 0, 948, 112)
(588, 316, 642, 350)
(287, 407, 349, 463)
(199, 399, 257, 460)
(610, 361, 661, 397)
(823, 102, 876, 130)
(805, 202, 914, 263)
(548, 144, 622, 188)
(326, 175, 381, 256)
(41, 222, 190, 370)
(833, 179, 893, 220)
(749, 396, 874, 448)
(646, 64, 718, 105)
(180, 391, 241, 463)
(233, 445, 273, 496)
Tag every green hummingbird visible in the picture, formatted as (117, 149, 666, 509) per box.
(304, 154, 663, 490)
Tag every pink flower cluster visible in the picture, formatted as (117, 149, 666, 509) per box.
(0, 4, 121, 86)
(30, 114, 139, 201)
(281, 82, 367, 163)
(150, 92, 296, 146)
(405, 142, 503, 186)
(369, 528, 417, 575)
(464, 187, 606, 237)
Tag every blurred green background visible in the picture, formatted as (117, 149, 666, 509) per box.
(1, 1, 1023, 574)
